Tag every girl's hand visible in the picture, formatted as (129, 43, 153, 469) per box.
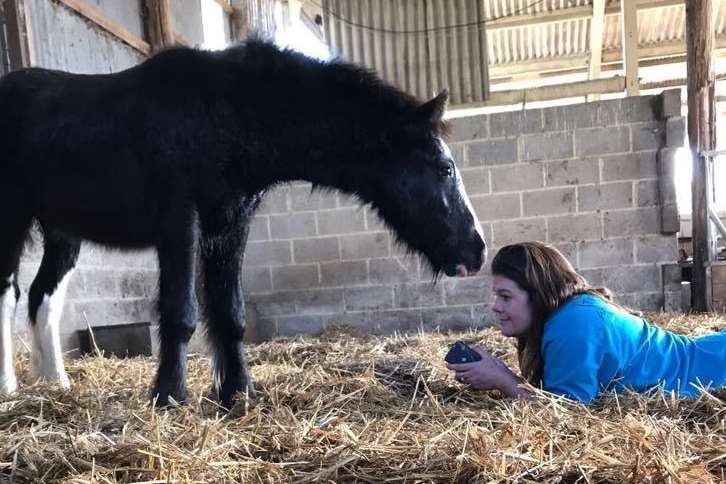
(446, 347, 529, 397)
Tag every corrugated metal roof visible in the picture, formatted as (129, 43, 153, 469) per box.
(320, 0, 726, 106)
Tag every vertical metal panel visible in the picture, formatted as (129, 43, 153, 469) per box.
(324, 0, 489, 105)
(0, 4, 9, 75)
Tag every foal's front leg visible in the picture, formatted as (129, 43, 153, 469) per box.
(152, 220, 198, 406)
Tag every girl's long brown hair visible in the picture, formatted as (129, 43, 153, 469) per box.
(490, 242, 614, 386)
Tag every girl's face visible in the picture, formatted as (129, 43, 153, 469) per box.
(492, 276, 533, 337)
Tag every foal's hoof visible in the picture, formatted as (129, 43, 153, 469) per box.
(151, 384, 188, 407)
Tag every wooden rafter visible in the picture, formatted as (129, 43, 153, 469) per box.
(144, 0, 175, 52)
(588, 0, 605, 101)
(487, 0, 683, 31)
(620, 0, 640, 96)
(56, 0, 151, 56)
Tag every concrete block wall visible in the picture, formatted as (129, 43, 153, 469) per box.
(12, 92, 684, 352)
(242, 92, 685, 339)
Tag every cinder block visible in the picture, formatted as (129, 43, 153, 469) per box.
(243, 311, 277, 343)
(336, 193, 360, 208)
(618, 96, 659, 124)
(294, 288, 345, 315)
(491, 163, 544, 192)
(574, 126, 630, 157)
(602, 151, 658, 181)
(293, 237, 340, 263)
(578, 268, 604, 286)
(317, 208, 366, 235)
(604, 208, 661, 237)
(548, 214, 602, 242)
(631, 292, 664, 312)
(394, 282, 444, 308)
(277, 314, 324, 337)
(661, 263, 682, 291)
(489, 109, 543, 137)
(602, 265, 660, 293)
(369, 257, 419, 284)
(468, 138, 518, 166)
(545, 157, 599, 186)
(552, 242, 577, 265)
(257, 186, 289, 214)
(663, 290, 682, 312)
(470, 193, 520, 222)
(245, 241, 292, 267)
(521, 131, 573, 161)
(631, 123, 665, 151)
(118, 270, 156, 299)
(341, 232, 390, 260)
(270, 212, 317, 239)
(344, 286, 394, 311)
(320, 260, 368, 286)
(449, 115, 489, 142)
(543, 100, 620, 131)
(636, 236, 678, 263)
(443, 276, 491, 305)
(364, 208, 387, 232)
(712, 263, 726, 282)
(660, 204, 680, 234)
(578, 182, 633, 212)
(369, 308, 422, 334)
(448, 142, 465, 165)
(578, 239, 634, 268)
(522, 187, 576, 216)
(247, 292, 296, 317)
(271, 264, 319, 291)
(322, 312, 371, 333)
(666, 117, 686, 147)
(290, 184, 337, 211)
(247, 216, 269, 241)
(661, 89, 682, 118)
(657, 149, 678, 205)
(72, 298, 155, 330)
(459, 166, 490, 196)
(421, 306, 475, 332)
(492, 218, 547, 246)
(637, 180, 659, 207)
(241, 266, 272, 293)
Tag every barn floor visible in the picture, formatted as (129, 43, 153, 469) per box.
(2, 313, 726, 483)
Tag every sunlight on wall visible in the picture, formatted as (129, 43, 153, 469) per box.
(201, 0, 227, 51)
(273, 2, 330, 61)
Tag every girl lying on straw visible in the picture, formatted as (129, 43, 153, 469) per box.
(447, 241, 726, 403)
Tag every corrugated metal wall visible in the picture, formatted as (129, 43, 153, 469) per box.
(322, 0, 489, 105)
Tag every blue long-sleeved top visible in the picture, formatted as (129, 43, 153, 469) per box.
(541, 294, 726, 403)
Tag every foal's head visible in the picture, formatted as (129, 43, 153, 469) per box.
(363, 90, 486, 278)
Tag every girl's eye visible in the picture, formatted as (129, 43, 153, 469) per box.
(438, 166, 453, 177)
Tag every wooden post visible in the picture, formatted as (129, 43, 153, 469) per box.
(4, 0, 31, 70)
(144, 0, 174, 52)
(588, 0, 605, 101)
(620, 0, 640, 96)
(686, 0, 716, 312)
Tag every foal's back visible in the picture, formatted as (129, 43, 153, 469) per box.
(0, 50, 223, 247)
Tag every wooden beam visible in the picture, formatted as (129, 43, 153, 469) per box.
(212, 0, 233, 15)
(56, 0, 151, 56)
(144, 0, 175, 52)
(686, 0, 716, 312)
(4, 0, 32, 69)
(588, 0, 606, 101)
(621, 0, 640, 96)
(461, 77, 625, 108)
(487, 0, 682, 31)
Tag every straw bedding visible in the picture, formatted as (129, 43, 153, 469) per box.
(2, 313, 726, 483)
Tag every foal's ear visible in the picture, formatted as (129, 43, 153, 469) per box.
(416, 89, 449, 124)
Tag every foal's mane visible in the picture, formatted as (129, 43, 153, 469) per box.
(222, 38, 450, 138)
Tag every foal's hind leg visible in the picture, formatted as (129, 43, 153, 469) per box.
(28, 229, 80, 388)
(0, 209, 32, 393)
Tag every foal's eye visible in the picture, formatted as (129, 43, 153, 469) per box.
(438, 166, 453, 178)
